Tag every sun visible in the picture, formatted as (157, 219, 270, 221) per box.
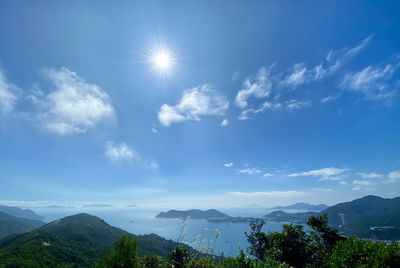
(145, 43, 178, 77)
(153, 52, 172, 72)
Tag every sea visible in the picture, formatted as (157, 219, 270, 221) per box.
(31, 206, 302, 256)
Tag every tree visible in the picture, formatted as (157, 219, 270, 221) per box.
(95, 235, 139, 268)
(328, 237, 400, 267)
(245, 219, 269, 261)
(168, 245, 192, 268)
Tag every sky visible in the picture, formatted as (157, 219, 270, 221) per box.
(0, 0, 400, 209)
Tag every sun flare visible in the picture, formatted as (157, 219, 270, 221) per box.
(145, 44, 177, 77)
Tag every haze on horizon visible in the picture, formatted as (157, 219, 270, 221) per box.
(0, 0, 400, 210)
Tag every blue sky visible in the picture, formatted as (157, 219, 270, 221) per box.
(0, 0, 400, 208)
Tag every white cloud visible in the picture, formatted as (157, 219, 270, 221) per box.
(289, 167, 349, 181)
(238, 100, 311, 120)
(312, 187, 332, 192)
(352, 179, 374, 191)
(224, 162, 234, 168)
(263, 173, 273, 177)
(34, 68, 114, 135)
(105, 141, 159, 171)
(340, 64, 398, 100)
(353, 179, 371, 186)
(235, 66, 272, 109)
(388, 170, 400, 182)
(151, 124, 158, 133)
(323, 35, 373, 77)
(105, 141, 137, 163)
(237, 167, 261, 175)
(228, 191, 308, 198)
(158, 84, 229, 127)
(220, 118, 229, 127)
(282, 35, 373, 87)
(358, 172, 384, 179)
(283, 63, 309, 87)
(338, 181, 348, 185)
(235, 36, 371, 120)
(285, 100, 312, 110)
(0, 68, 18, 114)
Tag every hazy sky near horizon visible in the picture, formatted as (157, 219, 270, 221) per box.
(1, 0, 400, 208)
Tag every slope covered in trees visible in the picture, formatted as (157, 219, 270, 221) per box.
(0, 212, 45, 239)
(0, 213, 185, 267)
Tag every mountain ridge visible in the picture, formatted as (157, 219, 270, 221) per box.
(0, 213, 187, 267)
(0, 205, 43, 221)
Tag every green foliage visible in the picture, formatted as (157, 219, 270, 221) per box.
(168, 245, 193, 268)
(327, 237, 400, 268)
(245, 219, 312, 267)
(245, 219, 268, 261)
(95, 235, 139, 268)
(0, 211, 45, 239)
(140, 255, 168, 268)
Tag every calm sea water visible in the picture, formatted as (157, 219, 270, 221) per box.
(32, 207, 292, 256)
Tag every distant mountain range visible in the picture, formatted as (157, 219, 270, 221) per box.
(0, 205, 43, 221)
(0, 213, 185, 267)
(270, 202, 329, 211)
(0, 212, 45, 239)
(156, 209, 230, 219)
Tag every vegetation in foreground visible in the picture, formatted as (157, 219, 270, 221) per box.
(96, 214, 400, 268)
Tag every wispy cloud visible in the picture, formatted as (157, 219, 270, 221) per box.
(388, 170, 400, 183)
(282, 35, 374, 87)
(357, 172, 384, 179)
(220, 118, 229, 127)
(235, 66, 273, 109)
(105, 141, 158, 170)
(235, 35, 373, 121)
(32, 68, 115, 135)
(105, 141, 137, 163)
(228, 191, 308, 198)
(352, 179, 373, 191)
(224, 162, 234, 168)
(151, 123, 158, 133)
(0, 68, 19, 114)
(158, 84, 229, 127)
(237, 167, 262, 175)
(340, 63, 399, 101)
(289, 167, 349, 181)
(238, 100, 311, 120)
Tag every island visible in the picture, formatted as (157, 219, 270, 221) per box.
(270, 202, 329, 211)
(156, 209, 230, 220)
(264, 210, 319, 224)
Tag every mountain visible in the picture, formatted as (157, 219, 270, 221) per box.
(322, 195, 400, 240)
(156, 209, 230, 219)
(264, 210, 318, 224)
(271, 202, 329, 211)
(0, 213, 184, 267)
(0, 212, 45, 239)
(0, 205, 43, 221)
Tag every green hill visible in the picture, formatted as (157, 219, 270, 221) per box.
(0, 212, 45, 239)
(264, 210, 318, 224)
(156, 209, 230, 219)
(322, 195, 400, 240)
(0, 213, 183, 267)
